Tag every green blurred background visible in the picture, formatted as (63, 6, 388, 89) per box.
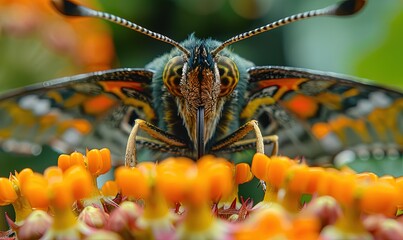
(0, 0, 402, 230)
(104, 0, 403, 87)
(1, 0, 403, 89)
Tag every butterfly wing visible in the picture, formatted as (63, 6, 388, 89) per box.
(244, 66, 403, 166)
(0, 68, 154, 164)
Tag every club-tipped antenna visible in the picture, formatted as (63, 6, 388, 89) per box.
(211, 0, 366, 56)
(51, 0, 191, 58)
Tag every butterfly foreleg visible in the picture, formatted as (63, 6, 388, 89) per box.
(135, 136, 189, 154)
(212, 135, 278, 156)
(211, 120, 277, 156)
(125, 119, 188, 167)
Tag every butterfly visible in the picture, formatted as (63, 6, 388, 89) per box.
(0, 0, 401, 168)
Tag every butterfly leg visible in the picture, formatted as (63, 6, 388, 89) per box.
(211, 121, 277, 194)
(211, 120, 277, 155)
(214, 135, 278, 156)
(125, 119, 188, 167)
(135, 136, 189, 155)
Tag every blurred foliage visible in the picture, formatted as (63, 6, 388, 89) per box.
(99, 0, 285, 69)
(1, 0, 402, 88)
(98, 0, 403, 88)
(355, 9, 403, 88)
(283, 0, 403, 88)
(0, 35, 73, 90)
(0, 0, 114, 90)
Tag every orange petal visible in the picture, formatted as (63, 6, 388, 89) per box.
(267, 156, 292, 188)
(99, 148, 112, 174)
(64, 165, 92, 200)
(251, 153, 270, 181)
(50, 181, 74, 209)
(235, 163, 253, 184)
(188, 175, 209, 205)
(101, 180, 118, 197)
(329, 172, 357, 206)
(136, 162, 156, 176)
(291, 217, 320, 239)
(57, 154, 71, 172)
(355, 172, 378, 182)
(197, 155, 218, 170)
(305, 167, 326, 194)
(158, 157, 194, 174)
(16, 168, 34, 187)
(70, 151, 85, 168)
(207, 164, 233, 202)
(86, 149, 103, 175)
(379, 175, 396, 185)
(22, 174, 49, 209)
(0, 178, 17, 205)
(115, 167, 149, 199)
(156, 170, 187, 203)
(395, 177, 403, 206)
(286, 165, 310, 193)
(44, 166, 63, 184)
(360, 183, 399, 216)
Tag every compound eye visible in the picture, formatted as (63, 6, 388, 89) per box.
(217, 56, 239, 97)
(163, 56, 184, 96)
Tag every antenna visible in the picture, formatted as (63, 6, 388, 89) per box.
(211, 0, 366, 56)
(51, 0, 191, 58)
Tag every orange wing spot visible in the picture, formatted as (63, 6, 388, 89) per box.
(10, 107, 36, 126)
(328, 116, 371, 144)
(46, 91, 64, 103)
(82, 95, 117, 115)
(312, 123, 332, 140)
(367, 99, 403, 145)
(282, 94, 318, 119)
(63, 94, 88, 108)
(258, 78, 307, 91)
(39, 115, 58, 129)
(0, 129, 11, 138)
(100, 81, 156, 121)
(240, 97, 275, 119)
(60, 119, 92, 134)
(100, 81, 144, 93)
(330, 116, 352, 129)
(343, 88, 360, 98)
(316, 92, 343, 110)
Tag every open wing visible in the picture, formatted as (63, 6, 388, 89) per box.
(243, 66, 403, 166)
(0, 68, 154, 164)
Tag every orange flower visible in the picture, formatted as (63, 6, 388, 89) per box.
(21, 173, 49, 210)
(0, 178, 18, 206)
(3, 149, 403, 240)
(115, 166, 149, 199)
(101, 180, 118, 197)
(360, 182, 399, 216)
(235, 163, 253, 185)
(198, 155, 234, 203)
(86, 148, 109, 176)
(58, 149, 111, 180)
(58, 152, 86, 171)
(156, 157, 195, 204)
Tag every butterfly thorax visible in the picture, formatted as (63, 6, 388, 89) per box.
(178, 44, 223, 150)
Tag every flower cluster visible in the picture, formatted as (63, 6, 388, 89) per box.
(1, 150, 402, 239)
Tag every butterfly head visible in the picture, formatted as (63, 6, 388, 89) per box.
(162, 41, 240, 153)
